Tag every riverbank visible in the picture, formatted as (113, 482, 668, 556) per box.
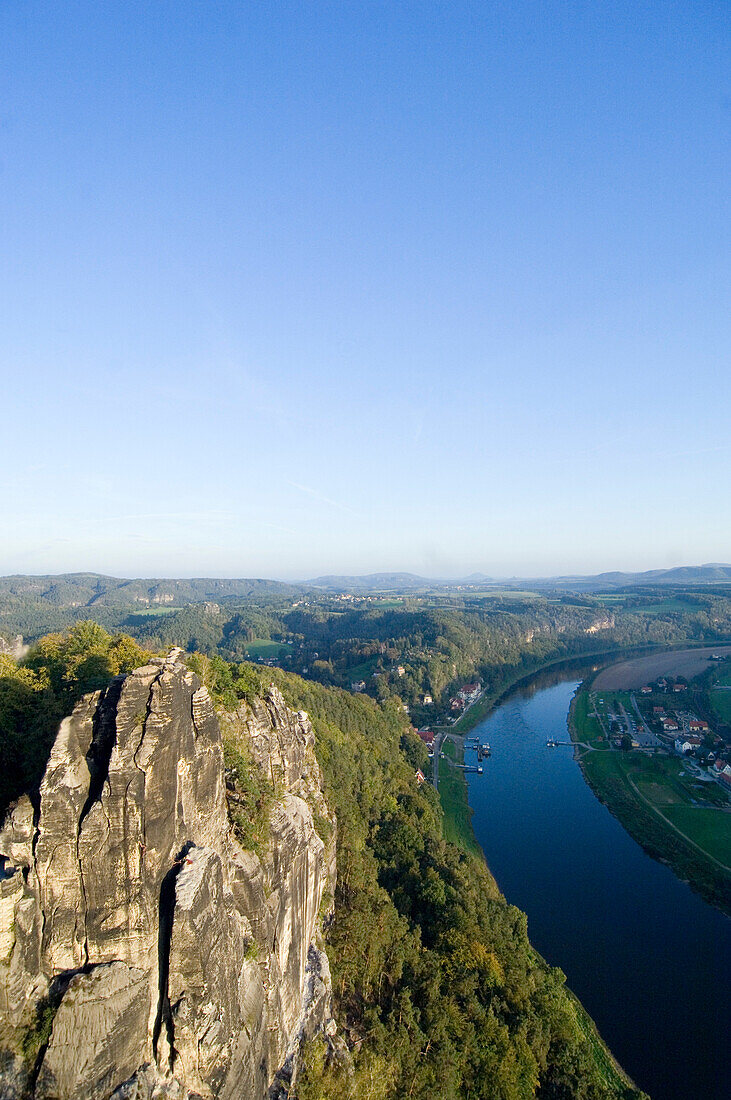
(439, 642, 731, 859)
(569, 686, 731, 916)
(450, 644, 669, 738)
(439, 648, 641, 854)
(435, 736, 484, 857)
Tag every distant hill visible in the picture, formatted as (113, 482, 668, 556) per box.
(308, 564, 731, 593)
(0, 573, 307, 609)
(544, 563, 731, 591)
(2, 563, 728, 614)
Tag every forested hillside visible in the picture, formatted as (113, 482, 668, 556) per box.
(132, 590, 731, 727)
(193, 654, 644, 1099)
(0, 630, 644, 1098)
(3, 582, 731, 736)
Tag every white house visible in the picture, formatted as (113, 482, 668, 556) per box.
(675, 735, 702, 754)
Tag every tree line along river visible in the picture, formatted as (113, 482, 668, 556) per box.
(463, 663, 730, 1100)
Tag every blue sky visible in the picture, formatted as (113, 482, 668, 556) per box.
(1, 1, 728, 579)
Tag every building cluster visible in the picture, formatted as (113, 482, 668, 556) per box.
(449, 682, 482, 714)
(633, 681, 731, 794)
(599, 678, 731, 797)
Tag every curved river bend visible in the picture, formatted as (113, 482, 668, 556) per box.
(464, 669, 730, 1100)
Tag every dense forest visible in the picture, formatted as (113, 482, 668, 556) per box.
(0, 630, 644, 1098)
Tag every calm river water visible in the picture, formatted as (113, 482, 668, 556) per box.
(464, 667, 730, 1100)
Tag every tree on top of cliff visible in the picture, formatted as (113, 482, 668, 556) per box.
(0, 623, 151, 818)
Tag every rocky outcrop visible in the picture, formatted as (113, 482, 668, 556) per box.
(0, 654, 336, 1099)
(584, 614, 615, 634)
(0, 636, 27, 662)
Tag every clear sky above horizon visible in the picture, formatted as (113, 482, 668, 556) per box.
(2, 1, 729, 581)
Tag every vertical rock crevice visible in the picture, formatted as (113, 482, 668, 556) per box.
(152, 843, 193, 1072)
(79, 678, 124, 829)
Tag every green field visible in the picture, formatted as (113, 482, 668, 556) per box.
(631, 598, 697, 614)
(624, 753, 726, 811)
(711, 691, 731, 723)
(709, 657, 731, 727)
(662, 805, 731, 865)
(244, 638, 285, 658)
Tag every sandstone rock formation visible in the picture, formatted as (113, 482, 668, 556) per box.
(0, 654, 336, 1099)
(0, 636, 27, 662)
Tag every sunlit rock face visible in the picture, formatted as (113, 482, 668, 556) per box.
(0, 654, 336, 1100)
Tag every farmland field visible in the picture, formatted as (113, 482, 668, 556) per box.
(592, 647, 731, 690)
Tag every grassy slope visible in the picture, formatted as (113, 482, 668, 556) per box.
(709, 659, 731, 726)
(711, 691, 731, 724)
(436, 738, 483, 858)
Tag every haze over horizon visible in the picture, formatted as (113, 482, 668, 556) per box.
(2, 2, 729, 579)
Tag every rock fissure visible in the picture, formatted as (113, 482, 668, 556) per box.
(79, 678, 123, 831)
(152, 845, 192, 1072)
(132, 670, 163, 773)
(75, 827, 89, 967)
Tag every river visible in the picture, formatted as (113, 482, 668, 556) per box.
(463, 666, 730, 1100)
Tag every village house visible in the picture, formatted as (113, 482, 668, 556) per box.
(422, 693, 433, 705)
(661, 717, 679, 732)
(417, 728, 435, 747)
(673, 682, 687, 693)
(458, 682, 481, 705)
(351, 680, 366, 692)
(675, 734, 702, 754)
(640, 685, 652, 694)
(414, 768, 426, 785)
(653, 706, 665, 716)
(396, 666, 405, 677)
(688, 719, 709, 733)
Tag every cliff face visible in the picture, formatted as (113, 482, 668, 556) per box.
(0, 653, 336, 1099)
